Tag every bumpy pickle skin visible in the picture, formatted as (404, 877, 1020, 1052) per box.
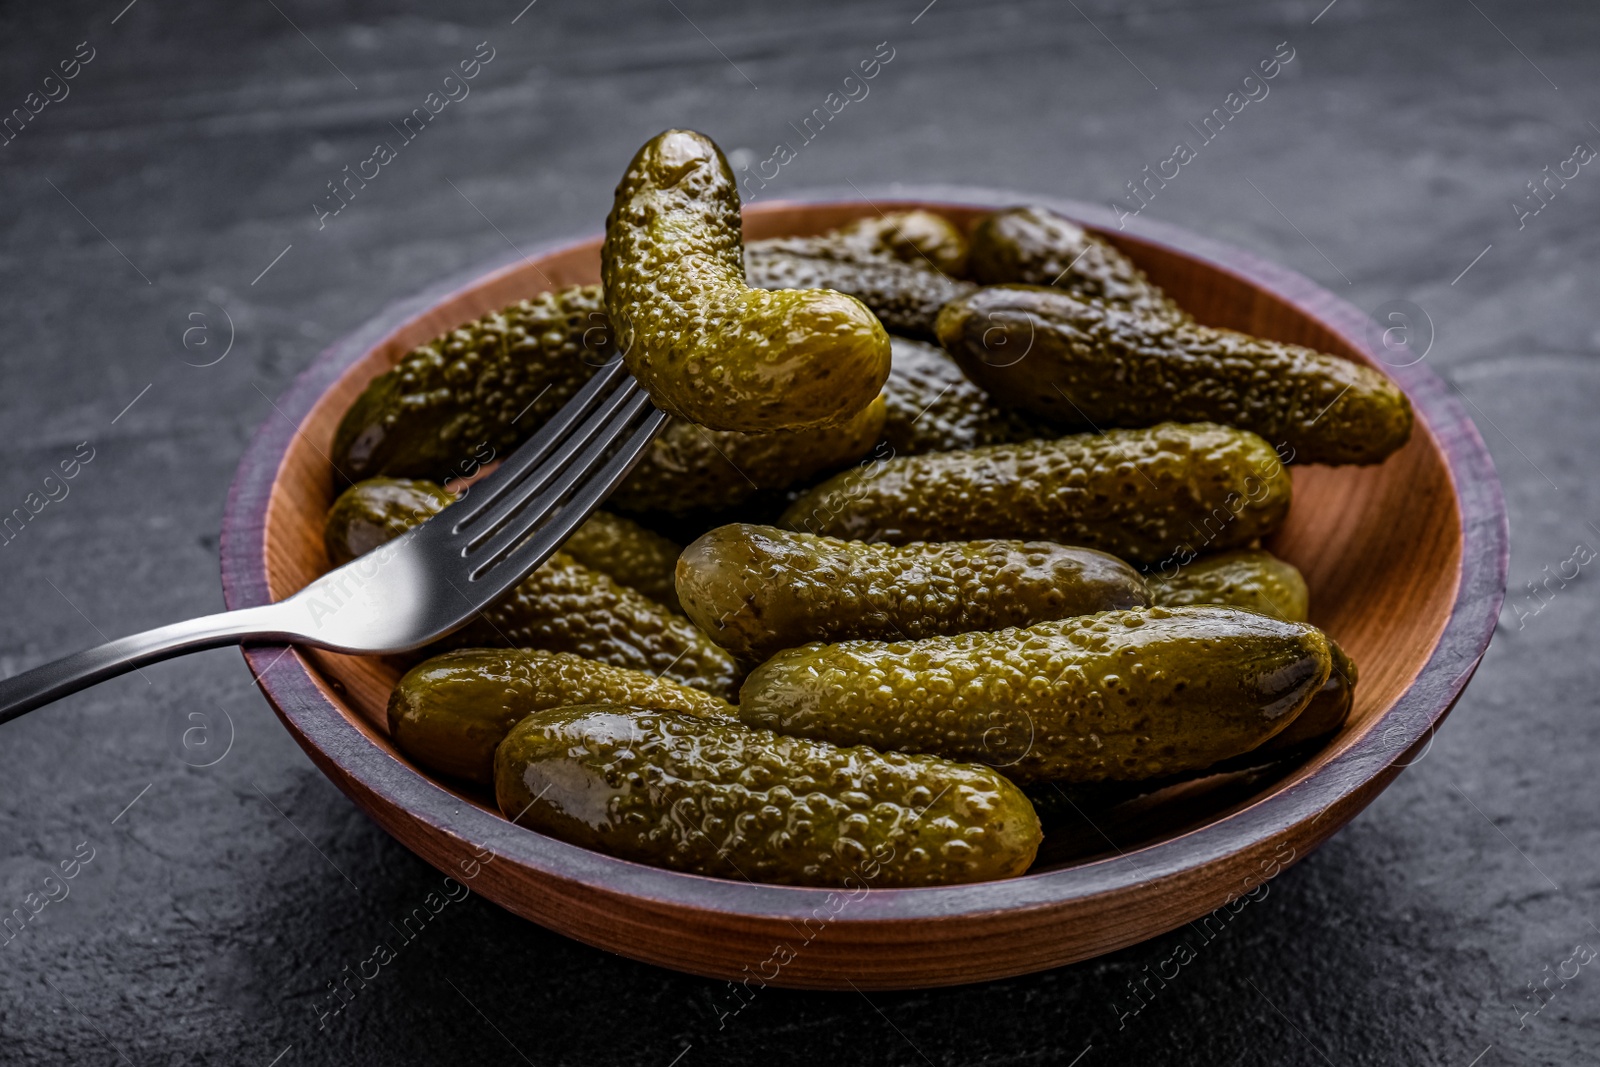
(677, 523, 1150, 663)
(968, 205, 1186, 319)
(439, 552, 740, 698)
(756, 210, 970, 275)
(880, 336, 1043, 455)
(746, 246, 975, 342)
(494, 704, 1043, 886)
(1148, 548, 1310, 622)
(739, 606, 1333, 785)
(937, 285, 1415, 466)
(323, 478, 739, 698)
(388, 649, 732, 785)
(331, 285, 613, 482)
(324, 477, 455, 566)
(602, 129, 891, 432)
(611, 395, 886, 516)
(780, 422, 1291, 567)
(557, 510, 683, 612)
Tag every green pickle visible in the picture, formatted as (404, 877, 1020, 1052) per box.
(610, 395, 886, 516)
(677, 523, 1149, 663)
(1254, 639, 1355, 755)
(746, 245, 975, 342)
(750, 210, 970, 275)
(558, 510, 684, 612)
(323, 478, 739, 698)
(781, 422, 1291, 566)
(968, 205, 1186, 319)
(739, 605, 1333, 785)
(881, 336, 1043, 455)
(494, 704, 1043, 886)
(331, 285, 611, 482)
(1148, 549, 1310, 622)
(602, 129, 890, 431)
(388, 649, 731, 785)
(745, 211, 973, 341)
(324, 477, 454, 566)
(937, 285, 1414, 466)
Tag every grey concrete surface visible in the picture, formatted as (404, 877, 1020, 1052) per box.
(0, 0, 1595, 1063)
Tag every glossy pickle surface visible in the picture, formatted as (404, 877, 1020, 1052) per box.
(1148, 548, 1310, 622)
(739, 605, 1333, 785)
(780, 422, 1292, 566)
(331, 285, 611, 482)
(937, 285, 1414, 466)
(494, 704, 1043, 887)
(602, 129, 890, 431)
(676, 523, 1149, 663)
(388, 648, 731, 785)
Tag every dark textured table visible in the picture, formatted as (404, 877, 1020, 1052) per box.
(1, 1, 1594, 1063)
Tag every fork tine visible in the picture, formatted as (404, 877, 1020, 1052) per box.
(466, 388, 659, 579)
(460, 374, 649, 549)
(447, 356, 631, 532)
(475, 406, 669, 586)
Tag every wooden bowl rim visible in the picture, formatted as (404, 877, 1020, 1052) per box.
(219, 188, 1508, 927)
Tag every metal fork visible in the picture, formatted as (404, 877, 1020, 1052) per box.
(0, 359, 667, 723)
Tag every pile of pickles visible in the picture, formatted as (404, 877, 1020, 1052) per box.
(323, 130, 1413, 889)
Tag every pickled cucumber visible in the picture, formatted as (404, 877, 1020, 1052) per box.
(1255, 639, 1355, 755)
(739, 606, 1333, 785)
(1148, 549, 1309, 622)
(438, 553, 738, 697)
(558, 510, 683, 612)
(324, 477, 454, 566)
(331, 285, 611, 482)
(602, 129, 890, 431)
(494, 704, 1043, 886)
(750, 210, 969, 275)
(677, 524, 1149, 663)
(780, 422, 1291, 566)
(323, 479, 739, 697)
(968, 205, 1185, 319)
(746, 245, 975, 341)
(937, 285, 1414, 466)
(388, 649, 732, 785)
(610, 395, 886, 516)
(880, 336, 1043, 455)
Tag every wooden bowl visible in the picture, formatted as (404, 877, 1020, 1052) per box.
(219, 191, 1507, 990)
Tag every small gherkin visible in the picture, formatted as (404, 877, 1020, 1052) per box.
(781, 422, 1292, 567)
(1147, 548, 1310, 622)
(558, 510, 685, 613)
(937, 285, 1415, 466)
(494, 704, 1044, 887)
(968, 205, 1187, 320)
(880, 336, 1043, 455)
(746, 250, 974, 342)
(1253, 639, 1357, 757)
(738, 605, 1334, 785)
(749, 210, 971, 276)
(322, 477, 739, 698)
(388, 648, 732, 785)
(746, 212, 975, 343)
(603, 129, 890, 432)
(331, 285, 612, 482)
(608, 395, 887, 516)
(676, 523, 1148, 663)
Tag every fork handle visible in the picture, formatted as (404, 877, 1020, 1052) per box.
(0, 604, 292, 725)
